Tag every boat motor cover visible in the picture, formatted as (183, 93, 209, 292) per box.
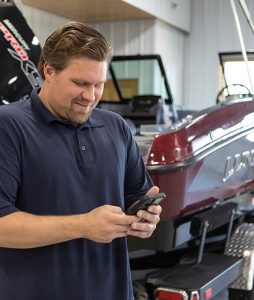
(0, 1, 42, 104)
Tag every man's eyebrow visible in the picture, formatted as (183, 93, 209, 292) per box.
(72, 79, 106, 84)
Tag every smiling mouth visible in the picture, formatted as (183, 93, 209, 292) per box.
(75, 102, 91, 108)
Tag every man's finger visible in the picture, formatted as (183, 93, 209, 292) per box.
(146, 186, 159, 195)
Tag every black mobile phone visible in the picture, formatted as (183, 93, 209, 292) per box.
(126, 192, 166, 215)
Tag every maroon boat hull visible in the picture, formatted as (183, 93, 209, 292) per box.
(147, 99, 254, 220)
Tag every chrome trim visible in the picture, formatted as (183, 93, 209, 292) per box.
(161, 97, 253, 134)
(147, 126, 254, 174)
(190, 290, 200, 300)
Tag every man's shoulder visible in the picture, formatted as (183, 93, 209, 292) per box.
(93, 107, 126, 124)
(0, 99, 32, 126)
(0, 99, 30, 115)
(93, 107, 122, 117)
(92, 108, 135, 140)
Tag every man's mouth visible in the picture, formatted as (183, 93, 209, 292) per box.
(75, 101, 91, 108)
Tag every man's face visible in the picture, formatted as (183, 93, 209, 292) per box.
(40, 57, 108, 125)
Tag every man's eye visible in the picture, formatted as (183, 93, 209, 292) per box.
(95, 83, 104, 88)
(74, 81, 86, 86)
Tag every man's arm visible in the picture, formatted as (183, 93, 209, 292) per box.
(0, 206, 139, 249)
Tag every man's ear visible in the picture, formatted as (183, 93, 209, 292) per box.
(43, 64, 54, 82)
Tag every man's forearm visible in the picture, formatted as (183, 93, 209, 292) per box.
(0, 211, 83, 249)
(0, 206, 140, 248)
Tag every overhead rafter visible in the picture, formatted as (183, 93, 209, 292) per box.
(21, 0, 155, 23)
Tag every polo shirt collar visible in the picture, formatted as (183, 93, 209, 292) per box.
(30, 88, 104, 128)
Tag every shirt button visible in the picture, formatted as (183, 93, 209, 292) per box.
(81, 146, 86, 151)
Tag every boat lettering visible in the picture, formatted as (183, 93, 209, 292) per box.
(223, 149, 254, 182)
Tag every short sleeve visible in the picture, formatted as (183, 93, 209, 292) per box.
(123, 122, 153, 209)
(0, 115, 21, 216)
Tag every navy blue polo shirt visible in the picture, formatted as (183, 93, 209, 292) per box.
(0, 89, 153, 300)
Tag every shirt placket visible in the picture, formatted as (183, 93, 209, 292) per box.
(76, 127, 95, 165)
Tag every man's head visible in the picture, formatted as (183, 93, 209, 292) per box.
(38, 22, 112, 125)
(38, 22, 112, 79)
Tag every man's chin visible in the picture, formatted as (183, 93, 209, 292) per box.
(70, 112, 91, 125)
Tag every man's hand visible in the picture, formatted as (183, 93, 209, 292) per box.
(127, 186, 162, 239)
(83, 205, 139, 243)
(0, 186, 161, 248)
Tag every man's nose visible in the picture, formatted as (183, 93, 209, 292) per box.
(81, 86, 95, 102)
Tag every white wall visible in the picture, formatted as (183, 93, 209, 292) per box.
(184, 0, 254, 110)
(123, 0, 191, 33)
(22, 5, 72, 46)
(22, 5, 186, 107)
(22, 0, 254, 111)
(153, 20, 186, 107)
(91, 19, 185, 106)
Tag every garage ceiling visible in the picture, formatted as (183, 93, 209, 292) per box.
(22, 0, 155, 22)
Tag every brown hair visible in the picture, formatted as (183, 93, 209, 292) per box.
(38, 22, 113, 79)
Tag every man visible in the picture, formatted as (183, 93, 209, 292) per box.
(0, 22, 162, 299)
